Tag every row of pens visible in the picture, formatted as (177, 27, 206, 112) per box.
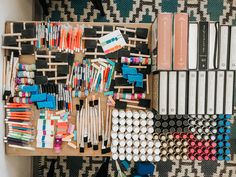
(36, 22, 84, 52)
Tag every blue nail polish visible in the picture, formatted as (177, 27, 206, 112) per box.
(225, 121, 231, 126)
(217, 135, 223, 141)
(218, 141, 224, 147)
(225, 142, 231, 148)
(217, 155, 224, 161)
(225, 114, 231, 119)
(218, 120, 224, 126)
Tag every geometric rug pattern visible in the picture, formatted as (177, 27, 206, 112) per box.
(48, 0, 236, 24)
(34, 0, 236, 176)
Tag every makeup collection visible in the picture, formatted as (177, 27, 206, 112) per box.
(2, 14, 234, 161)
